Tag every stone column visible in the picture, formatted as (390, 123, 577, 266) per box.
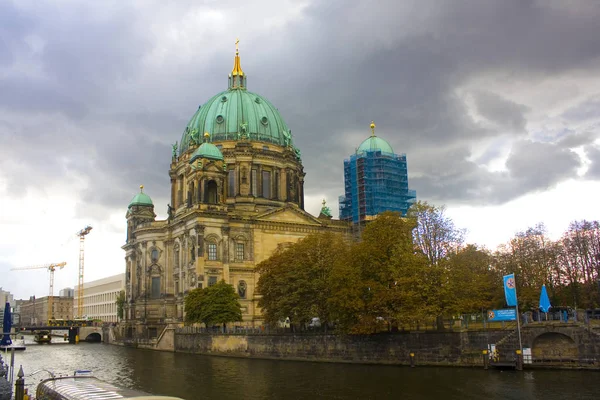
(221, 226, 230, 283)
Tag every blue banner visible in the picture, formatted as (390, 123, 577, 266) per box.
(487, 308, 516, 321)
(503, 273, 518, 306)
(539, 284, 552, 313)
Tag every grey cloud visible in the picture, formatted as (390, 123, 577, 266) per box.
(473, 91, 529, 132)
(1, 0, 600, 224)
(505, 140, 581, 193)
(562, 96, 600, 122)
(557, 129, 598, 148)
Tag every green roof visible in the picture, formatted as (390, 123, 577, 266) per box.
(180, 89, 293, 153)
(128, 191, 153, 208)
(357, 136, 394, 154)
(190, 142, 224, 163)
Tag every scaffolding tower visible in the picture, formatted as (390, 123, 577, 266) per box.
(339, 148, 416, 224)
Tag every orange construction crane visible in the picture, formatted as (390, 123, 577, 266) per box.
(11, 262, 67, 323)
(76, 225, 92, 318)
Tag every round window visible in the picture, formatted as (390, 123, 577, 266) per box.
(221, 96, 228, 102)
(261, 117, 268, 125)
(216, 115, 224, 124)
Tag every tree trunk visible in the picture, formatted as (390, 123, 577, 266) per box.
(436, 315, 445, 331)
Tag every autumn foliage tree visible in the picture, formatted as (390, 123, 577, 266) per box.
(256, 206, 600, 335)
(256, 231, 349, 330)
(185, 280, 242, 329)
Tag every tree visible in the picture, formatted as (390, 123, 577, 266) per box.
(407, 201, 465, 266)
(257, 231, 349, 330)
(554, 220, 600, 308)
(330, 211, 436, 333)
(493, 224, 557, 310)
(185, 280, 242, 329)
(443, 245, 500, 313)
(115, 290, 126, 321)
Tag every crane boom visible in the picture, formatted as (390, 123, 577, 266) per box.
(11, 262, 67, 322)
(76, 225, 93, 318)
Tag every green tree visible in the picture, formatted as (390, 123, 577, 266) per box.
(332, 211, 435, 333)
(443, 245, 501, 313)
(257, 231, 349, 330)
(115, 290, 126, 321)
(185, 280, 242, 329)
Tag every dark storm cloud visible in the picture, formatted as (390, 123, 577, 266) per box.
(1, 0, 600, 220)
(472, 91, 529, 132)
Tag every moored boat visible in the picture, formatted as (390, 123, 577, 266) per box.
(33, 330, 52, 344)
(36, 370, 185, 399)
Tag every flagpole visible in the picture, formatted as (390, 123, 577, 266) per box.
(514, 280, 523, 353)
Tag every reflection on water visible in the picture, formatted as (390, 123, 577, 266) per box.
(5, 339, 598, 400)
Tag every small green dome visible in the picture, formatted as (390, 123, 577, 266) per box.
(357, 136, 394, 154)
(190, 142, 224, 163)
(128, 186, 153, 208)
(180, 89, 292, 153)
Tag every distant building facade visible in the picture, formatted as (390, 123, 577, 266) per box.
(59, 288, 74, 298)
(19, 296, 73, 326)
(339, 123, 416, 223)
(74, 274, 125, 322)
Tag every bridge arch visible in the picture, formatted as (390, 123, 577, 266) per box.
(84, 332, 102, 342)
(78, 327, 103, 343)
(531, 332, 578, 361)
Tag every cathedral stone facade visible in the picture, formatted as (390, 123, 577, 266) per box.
(123, 46, 348, 329)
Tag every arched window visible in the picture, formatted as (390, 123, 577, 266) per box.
(235, 243, 244, 262)
(207, 243, 218, 261)
(205, 180, 218, 204)
(151, 249, 159, 263)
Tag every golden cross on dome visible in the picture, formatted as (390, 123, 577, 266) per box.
(370, 121, 376, 136)
(322, 199, 326, 206)
(235, 38, 240, 55)
(140, 185, 144, 193)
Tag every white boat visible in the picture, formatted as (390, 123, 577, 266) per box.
(35, 370, 185, 400)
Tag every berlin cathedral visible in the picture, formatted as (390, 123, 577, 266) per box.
(123, 44, 349, 328)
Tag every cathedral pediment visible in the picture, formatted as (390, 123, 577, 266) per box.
(256, 206, 323, 226)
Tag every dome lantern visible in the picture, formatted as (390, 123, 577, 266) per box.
(128, 185, 154, 208)
(357, 120, 394, 154)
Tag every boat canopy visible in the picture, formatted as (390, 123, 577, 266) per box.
(36, 375, 185, 400)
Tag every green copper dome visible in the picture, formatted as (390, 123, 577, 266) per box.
(180, 89, 293, 153)
(357, 136, 394, 155)
(128, 186, 153, 208)
(190, 141, 224, 163)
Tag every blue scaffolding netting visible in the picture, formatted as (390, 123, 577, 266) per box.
(339, 149, 416, 223)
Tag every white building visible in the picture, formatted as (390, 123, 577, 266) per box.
(74, 274, 125, 323)
(59, 288, 74, 298)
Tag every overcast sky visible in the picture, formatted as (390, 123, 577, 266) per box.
(2, 0, 600, 300)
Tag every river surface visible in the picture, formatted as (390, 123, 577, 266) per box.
(3, 339, 598, 400)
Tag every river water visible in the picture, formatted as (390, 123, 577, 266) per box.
(4, 339, 598, 400)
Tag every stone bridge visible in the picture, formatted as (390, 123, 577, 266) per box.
(519, 322, 600, 361)
(78, 326, 103, 342)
